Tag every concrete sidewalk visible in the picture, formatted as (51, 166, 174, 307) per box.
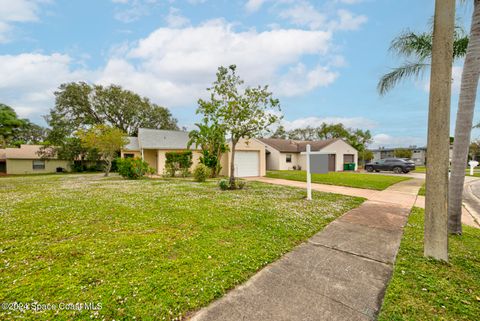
(190, 179, 422, 321)
(248, 176, 422, 207)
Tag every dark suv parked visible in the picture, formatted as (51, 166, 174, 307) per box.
(364, 158, 416, 174)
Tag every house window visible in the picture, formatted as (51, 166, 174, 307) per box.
(32, 160, 45, 170)
(124, 153, 134, 158)
(286, 154, 292, 163)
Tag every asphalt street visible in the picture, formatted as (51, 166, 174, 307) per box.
(463, 178, 480, 224)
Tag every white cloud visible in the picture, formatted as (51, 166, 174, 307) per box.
(0, 20, 339, 122)
(245, 0, 268, 13)
(0, 0, 40, 22)
(275, 63, 338, 96)
(165, 7, 190, 28)
(98, 19, 334, 105)
(112, 0, 160, 23)
(371, 133, 424, 148)
(0, 0, 49, 42)
(283, 116, 377, 131)
(0, 53, 92, 120)
(278, 2, 366, 31)
(331, 9, 367, 31)
(279, 2, 327, 30)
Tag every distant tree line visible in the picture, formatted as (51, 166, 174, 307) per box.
(393, 148, 413, 159)
(0, 104, 48, 148)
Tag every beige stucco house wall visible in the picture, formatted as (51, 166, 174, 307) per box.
(273, 152, 304, 171)
(315, 139, 358, 171)
(121, 129, 266, 177)
(6, 159, 71, 175)
(219, 138, 266, 177)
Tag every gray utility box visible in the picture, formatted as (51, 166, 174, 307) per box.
(310, 154, 329, 174)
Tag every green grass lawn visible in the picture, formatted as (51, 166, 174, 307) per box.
(0, 174, 363, 320)
(418, 183, 426, 196)
(413, 166, 426, 173)
(414, 166, 480, 177)
(266, 170, 410, 191)
(379, 207, 480, 320)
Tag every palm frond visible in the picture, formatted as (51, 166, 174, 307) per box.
(377, 62, 429, 96)
(389, 30, 432, 61)
(453, 35, 469, 58)
(390, 27, 468, 62)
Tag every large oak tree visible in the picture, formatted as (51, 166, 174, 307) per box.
(46, 82, 178, 141)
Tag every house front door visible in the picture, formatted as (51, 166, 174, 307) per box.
(328, 154, 336, 172)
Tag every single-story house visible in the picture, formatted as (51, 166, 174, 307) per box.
(121, 128, 266, 177)
(258, 138, 358, 172)
(0, 145, 70, 175)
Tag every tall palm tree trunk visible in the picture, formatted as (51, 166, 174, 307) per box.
(448, 0, 480, 235)
(424, 0, 456, 262)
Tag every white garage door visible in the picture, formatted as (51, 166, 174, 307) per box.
(235, 151, 259, 177)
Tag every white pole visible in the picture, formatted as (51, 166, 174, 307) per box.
(306, 144, 312, 200)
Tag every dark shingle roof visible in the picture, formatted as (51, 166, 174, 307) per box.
(258, 138, 339, 153)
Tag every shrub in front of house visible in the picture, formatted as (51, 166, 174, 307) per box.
(117, 157, 153, 179)
(193, 163, 210, 182)
(219, 179, 229, 190)
(237, 180, 246, 189)
(164, 151, 193, 178)
(218, 178, 246, 190)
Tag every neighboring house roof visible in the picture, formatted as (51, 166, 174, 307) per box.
(0, 149, 6, 161)
(258, 138, 340, 153)
(4, 145, 54, 159)
(134, 128, 198, 150)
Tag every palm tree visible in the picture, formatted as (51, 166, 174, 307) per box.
(423, 0, 456, 261)
(448, 0, 480, 235)
(378, 27, 468, 95)
(187, 120, 228, 177)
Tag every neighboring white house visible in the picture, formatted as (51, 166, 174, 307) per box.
(369, 145, 454, 166)
(121, 128, 266, 177)
(258, 138, 358, 172)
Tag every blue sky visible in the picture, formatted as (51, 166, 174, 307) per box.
(0, 0, 476, 147)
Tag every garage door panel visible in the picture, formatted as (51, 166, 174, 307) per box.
(344, 154, 354, 163)
(234, 151, 259, 177)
